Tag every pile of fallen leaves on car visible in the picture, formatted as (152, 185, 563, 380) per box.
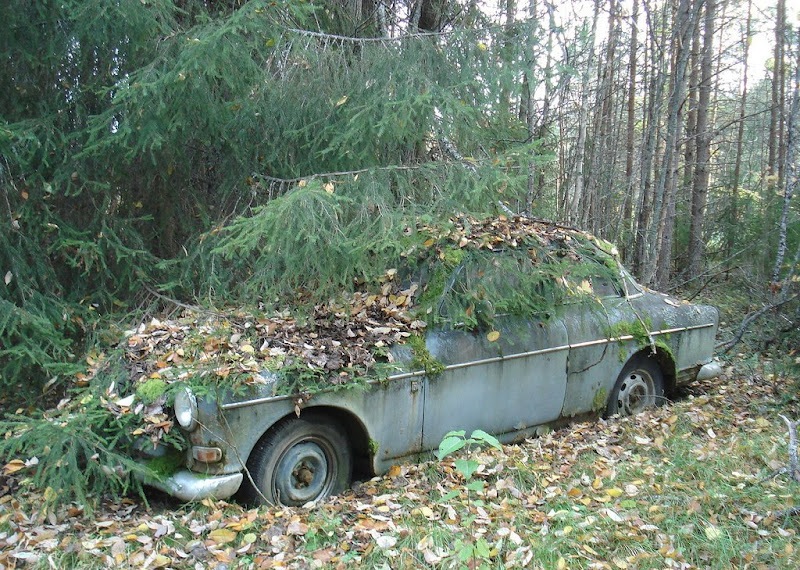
(422, 214, 610, 258)
(112, 214, 604, 386)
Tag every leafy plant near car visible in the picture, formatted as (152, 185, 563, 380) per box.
(436, 429, 504, 569)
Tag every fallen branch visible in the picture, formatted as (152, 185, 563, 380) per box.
(774, 506, 800, 518)
(760, 416, 800, 520)
(779, 414, 800, 483)
(719, 293, 800, 353)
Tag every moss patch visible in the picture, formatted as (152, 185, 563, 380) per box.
(135, 378, 168, 404)
(592, 387, 608, 412)
(605, 318, 653, 346)
(408, 334, 445, 376)
(145, 449, 184, 480)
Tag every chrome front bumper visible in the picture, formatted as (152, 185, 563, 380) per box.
(676, 359, 722, 386)
(696, 359, 722, 381)
(144, 469, 243, 502)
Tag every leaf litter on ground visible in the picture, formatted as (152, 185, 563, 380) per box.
(2, 358, 799, 569)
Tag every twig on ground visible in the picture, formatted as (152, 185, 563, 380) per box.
(719, 293, 800, 353)
(779, 414, 800, 483)
(774, 505, 800, 518)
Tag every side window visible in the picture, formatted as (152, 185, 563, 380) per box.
(435, 250, 556, 328)
(590, 273, 623, 298)
(620, 268, 643, 297)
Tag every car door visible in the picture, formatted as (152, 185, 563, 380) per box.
(418, 250, 570, 449)
(559, 271, 630, 417)
(420, 318, 569, 449)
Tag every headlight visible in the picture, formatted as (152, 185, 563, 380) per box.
(174, 387, 198, 431)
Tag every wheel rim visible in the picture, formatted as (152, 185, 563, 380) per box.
(272, 440, 334, 505)
(616, 370, 656, 416)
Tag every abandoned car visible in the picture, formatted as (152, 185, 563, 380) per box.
(129, 216, 721, 506)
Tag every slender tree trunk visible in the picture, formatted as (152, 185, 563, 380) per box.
(568, 1, 600, 224)
(684, 25, 700, 200)
(500, 0, 518, 115)
(771, 33, 800, 285)
(767, 0, 786, 179)
(643, 0, 701, 287)
(688, 0, 715, 278)
(587, 0, 619, 235)
(728, 0, 751, 260)
(533, 3, 560, 203)
(621, 0, 639, 262)
(634, 0, 668, 278)
(655, 135, 681, 287)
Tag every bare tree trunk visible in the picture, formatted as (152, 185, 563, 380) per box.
(533, 3, 561, 205)
(688, 0, 715, 278)
(643, 0, 701, 287)
(634, 0, 668, 278)
(568, 1, 600, 224)
(684, 24, 700, 201)
(771, 33, 800, 285)
(655, 136, 681, 288)
(587, 0, 619, 235)
(500, 0, 518, 115)
(767, 0, 786, 179)
(728, 0, 751, 259)
(621, 0, 639, 261)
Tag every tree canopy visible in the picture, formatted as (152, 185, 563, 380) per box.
(1, 0, 799, 405)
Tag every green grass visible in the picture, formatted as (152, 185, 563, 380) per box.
(2, 358, 799, 569)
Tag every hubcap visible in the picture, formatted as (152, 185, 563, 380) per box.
(273, 441, 331, 505)
(616, 370, 655, 416)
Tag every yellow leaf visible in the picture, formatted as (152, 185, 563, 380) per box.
(557, 557, 567, 569)
(487, 330, 501, 342)
(592, 477, 603, 490)
(43, 486, 58, 503)
(704, 525, 722, 540)
(152, 554, 171, 568)
(3, 459, 26, 474)
(606, 487, 624, 498)
(324, 182, 335, 194)
(335, 95, 348, 107)
(208, 528, 237, 544)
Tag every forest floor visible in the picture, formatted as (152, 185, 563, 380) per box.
(2, 352, 799, 569)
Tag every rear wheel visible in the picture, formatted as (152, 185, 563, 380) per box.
(606, 356, 664, 417)
(243, 415, 351, 506)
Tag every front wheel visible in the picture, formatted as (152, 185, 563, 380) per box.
(243, 415, 351, 506)
(606, 356, 665, 417)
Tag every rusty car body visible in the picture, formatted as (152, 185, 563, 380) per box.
(144, 243, 721, 506)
